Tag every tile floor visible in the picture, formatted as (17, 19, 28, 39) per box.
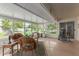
(0, 38, 79, 56)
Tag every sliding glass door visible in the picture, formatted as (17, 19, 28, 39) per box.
(59, 22, 74, 39)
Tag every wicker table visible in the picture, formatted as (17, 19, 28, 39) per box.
(2, 42, 18, 56)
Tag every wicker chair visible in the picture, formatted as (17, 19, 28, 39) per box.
(17, 36, 37, 55)
(32, 32, 39, 44)
(9, 33, 36, 55)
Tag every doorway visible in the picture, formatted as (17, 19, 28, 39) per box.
(59, 22, 74, 41)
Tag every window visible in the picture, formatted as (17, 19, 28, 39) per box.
(0, 18, 12, 39)
(13, 20, 24, 34)
(46, 23, 59, 38)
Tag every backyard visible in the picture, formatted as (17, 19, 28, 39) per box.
(0, 18, 59, 39)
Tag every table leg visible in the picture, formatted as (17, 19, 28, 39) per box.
(37, 38, 39, 49)
(2, 47, 4, 56)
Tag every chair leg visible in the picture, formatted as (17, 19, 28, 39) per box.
(17, 44, 18, 52)
(11, 47, 13, 56)
(32, 50, 35, 56)
(20, 48, 23, 56)
(32, 50, 33, 56)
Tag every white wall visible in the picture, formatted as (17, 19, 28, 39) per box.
(75, 17, 79, 41)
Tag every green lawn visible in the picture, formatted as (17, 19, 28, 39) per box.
(0, 32, 5, 36)
(24, 31, 32, 36)
(46, 31, 59, 38)
(0, 32, 6, 38)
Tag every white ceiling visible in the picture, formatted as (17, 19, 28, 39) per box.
(0, 3, 33, 22)
(0, 3, 57, 24)
(17, 3, 55, 22)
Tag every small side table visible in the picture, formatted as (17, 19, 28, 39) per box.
(2, 42, 18, 56)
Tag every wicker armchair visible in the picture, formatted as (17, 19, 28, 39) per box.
(17, 37, 37, 55)
(9, 33, 36, 55)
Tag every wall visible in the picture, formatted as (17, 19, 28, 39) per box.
(75, 17, 79, 41)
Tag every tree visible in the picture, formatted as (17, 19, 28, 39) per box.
(28, 23, 40, 32)
(2, 19, 12, 30)
(47, 23, 57, 30)
(14, 20, 24, 29)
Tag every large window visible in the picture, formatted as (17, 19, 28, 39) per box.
(24, 22, 46, 36)
(0, 18, 47, 39)
(0, 14, 48, 39)
(24, 23, 41, 36)
(0, 18, 25, 39)
(46, 23, 59, 38)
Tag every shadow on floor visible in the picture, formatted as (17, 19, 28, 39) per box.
(35, 41, 46, 56)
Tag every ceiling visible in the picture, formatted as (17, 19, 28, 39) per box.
(0, 3, 57, 24)
(15, 3, 55, 22)
(1, 3, 79, 22)
(44, 3, 79, 20)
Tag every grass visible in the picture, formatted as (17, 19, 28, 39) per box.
(0, 32, 5, 36)
(24, 31, 32, 36)
(46, 31, 59, 38)
(0, 32, 6, 38)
